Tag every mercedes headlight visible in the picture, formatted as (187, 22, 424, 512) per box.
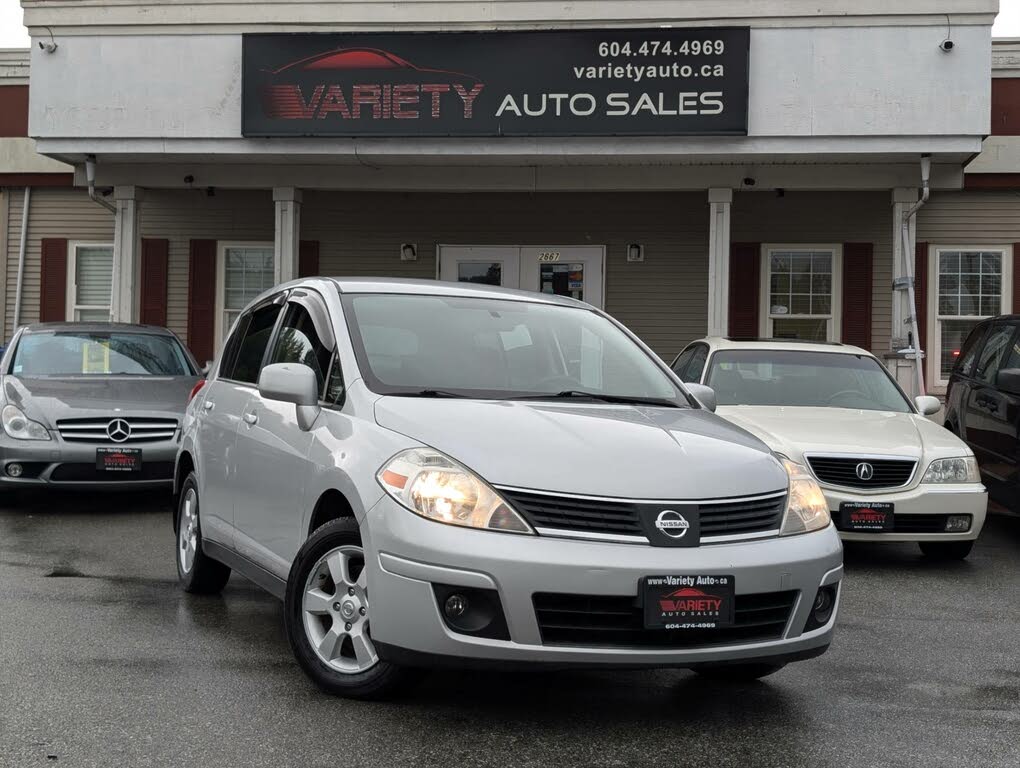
(780, 458, 831, 535)
(377, 448, 533, 534)
(921, 457, 980, 484)
(1, 405, 50, 441)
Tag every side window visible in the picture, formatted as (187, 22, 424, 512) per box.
(270, 302, 334, 397)
(671, 348, 695, 376)
(974, 324, 1015, 385)
(217, 313, 250, 380)
(998, 329, 1020, 375)
(323, 354, 346, 405)
(684, 346, 709, 383)
(229, 302, 283, 384)
(955, 323, 988, 378)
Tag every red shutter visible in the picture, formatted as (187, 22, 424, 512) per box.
(841, 243, 873, 349)
(1013, 243, 1020, 313)
(298, 240, 320, 278)
(140, 238, 169, 327)
(187, 239, 217, 365)
(728, 243, 761, 338)
(39, 238, 68, 323)
(914, 242, 928, 352)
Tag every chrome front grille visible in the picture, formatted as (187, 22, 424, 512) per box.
(806, 455, 917, 490)
(57, 417, 179, 444)
(495, 487, 787, 545)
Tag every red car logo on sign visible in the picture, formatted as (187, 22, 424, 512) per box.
(658, 587, 724, 614)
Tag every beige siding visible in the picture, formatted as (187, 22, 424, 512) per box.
(917, 191, 1020, 244)
(4, 187, 115, 340)
(731, 191, 893, 356)
(303, 191, 709, 359)
(139, 189, 274, 342)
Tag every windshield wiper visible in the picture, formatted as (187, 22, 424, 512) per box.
(509, 390, 681, 408)
(388, 389, 471, 399)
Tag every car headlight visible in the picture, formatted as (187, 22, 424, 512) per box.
(780, 458, 831, 535)
(921, 457, 980, 484)
(377, 448, 533, 534)
(1, 404, 50, 441)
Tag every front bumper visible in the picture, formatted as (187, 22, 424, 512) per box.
(0, 437, 177, 490)
(364, 496, 843, 668)
(823, 484, 987, 542)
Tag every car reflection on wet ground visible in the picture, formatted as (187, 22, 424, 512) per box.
(1, 491, 1017, 768)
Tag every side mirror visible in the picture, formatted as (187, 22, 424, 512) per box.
(996, 368, 1020, 395)
(686, 383, 717, 412)
(914, 395, 942, 416)
(258, 363, 320, 431)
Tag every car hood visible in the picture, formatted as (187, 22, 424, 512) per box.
(716, 406, 970, 462)
(2, 375, 198, 426)
(373, 398, 788, 499)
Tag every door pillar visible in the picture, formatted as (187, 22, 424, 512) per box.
(274, 187, 302, 285)
(707, 188, 733, 337)
(110, 185, 143, 323)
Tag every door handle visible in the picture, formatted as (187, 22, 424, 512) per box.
(203, 401, 215, 411)
(243, 412, 258, 425)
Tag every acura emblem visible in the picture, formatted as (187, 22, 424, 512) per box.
(855, 462, 874, 481)
(654, 510, 690, 539)
(107, 419, 131, 443)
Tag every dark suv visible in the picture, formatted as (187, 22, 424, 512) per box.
(944, 315, 1020, 510)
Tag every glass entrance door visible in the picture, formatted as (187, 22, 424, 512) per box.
(439, 246, 605, 309)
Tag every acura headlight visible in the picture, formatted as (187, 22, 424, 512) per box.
(1, 405, 50, 441)
(377, 448, 533, 534)
(780, 458, 831, 535)
(921, 457, 980, 484)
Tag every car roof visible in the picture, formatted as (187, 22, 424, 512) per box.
(327, 277, 585, 307)
(20, 322, 176, 336)
(692, 336, 873, 356)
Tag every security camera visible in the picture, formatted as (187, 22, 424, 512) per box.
(38, 40, 58, 54)
(939, 39, 954, 53)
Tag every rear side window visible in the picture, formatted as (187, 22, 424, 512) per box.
(227, 302, 283, 384)
(270, 302, 334, 396)
(671, 348, 695, 376)
(954, 323, 988, 378)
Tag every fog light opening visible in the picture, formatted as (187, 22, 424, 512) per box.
(944, 515, 971, 533)
(432, 584, 511, 641)
(6, 463, 23, 478)
(805, 584, 838, 632)
(444, 593, 469, 619)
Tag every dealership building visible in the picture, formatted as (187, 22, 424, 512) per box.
(1, 1, 1018, 396)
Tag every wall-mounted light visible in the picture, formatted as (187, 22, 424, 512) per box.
(400, 243, 418, 261)
(626, 244, 645, 263)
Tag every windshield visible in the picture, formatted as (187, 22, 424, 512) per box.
(11, 331, 195, 377)
(705, 350, 912, 412)
(341, 293, 685, 405)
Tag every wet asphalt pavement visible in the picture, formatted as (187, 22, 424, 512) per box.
(0, 491, 1018, 768)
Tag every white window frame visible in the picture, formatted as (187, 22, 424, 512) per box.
(926, 244, 1013, 391)
(65, 241, 114, 322)
(758, 244, 843, 342)
(215, 241, 275, 349)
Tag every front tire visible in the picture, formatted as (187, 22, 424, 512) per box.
(919, 540, 974, 560)
(176, 472, 231, 593)
(695, 663, 786, 682)
(284, 517, 412, 699)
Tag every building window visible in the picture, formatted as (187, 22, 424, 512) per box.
(67, 243, 113, 321)
(216, 243, 275, 344)
(930, 246, 1012, 388)
(761, 246, 842, 342)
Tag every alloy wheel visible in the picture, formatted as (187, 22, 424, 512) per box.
(178, 487, 199, 574)
(301, 545, 378, 674)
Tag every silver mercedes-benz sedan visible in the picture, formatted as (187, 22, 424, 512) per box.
(175, 278, 842, 699)
(0, 322, 200, 490)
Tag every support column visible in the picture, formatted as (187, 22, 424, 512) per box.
(891, 187, 919, 350)
(274, 187, 302, 285)
(707, 188, 733, 337)
(110, 186, 142, 323)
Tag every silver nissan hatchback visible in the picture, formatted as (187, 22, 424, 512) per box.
(175, 278, 842, 698)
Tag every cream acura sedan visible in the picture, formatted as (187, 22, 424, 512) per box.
(671, 338, 987, 560)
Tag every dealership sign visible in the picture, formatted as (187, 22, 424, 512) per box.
(241, 29, 749, 137)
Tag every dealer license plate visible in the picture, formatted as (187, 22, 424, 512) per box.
(96, 447, 142, 473)
(840, 501, 893, 532)
(642, 574, 735, 630)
